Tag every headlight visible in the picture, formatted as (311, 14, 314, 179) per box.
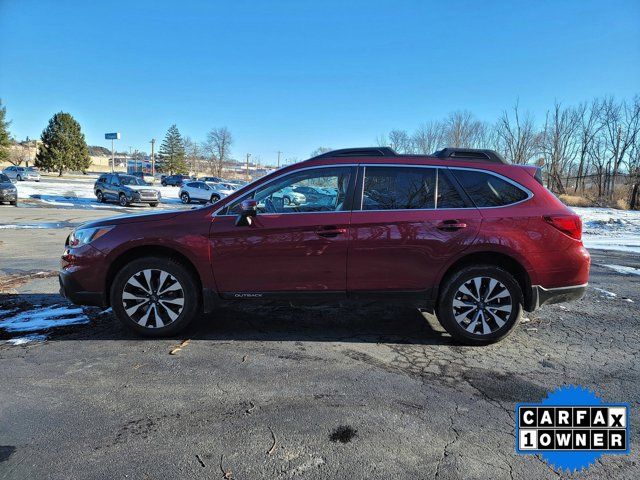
(68, 226, 114, 247)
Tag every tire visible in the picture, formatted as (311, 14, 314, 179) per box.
(110, 256, 200, 337)
(17, 175, 22, 181)
(283, 196, 291, 205)
(149, 202, 158, 207)
(181, 192, 190, 204)
(161, 181, 167, 187)
(11, 200, 17, 206)
(210, 194, 220, 203)
(96, 190, 105, 203)
(436, 265, 523, 345)
(119, 193, 129, 207)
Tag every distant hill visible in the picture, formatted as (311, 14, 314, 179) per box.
(88, 145, 111, 156)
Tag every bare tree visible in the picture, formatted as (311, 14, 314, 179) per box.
(444, 111, 488, 148)
(310, 147, 332, 157)
(573, 99, 604, 193)
(377, 130, 413, 153)
(495, 101, 539, 164)
(600, 96, 640, 198)
(540, 102, 581, 194)
(203, 127, 233, 177)
(183, 136, 203, 175)
(412, 121, 446, 154)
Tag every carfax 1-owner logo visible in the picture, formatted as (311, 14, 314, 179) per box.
(515, 385, 630, 473)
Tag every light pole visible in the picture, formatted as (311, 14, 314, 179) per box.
(245, 153, 251, 181)
(277, 150, 282, 169)
(150, 139, 156, 176)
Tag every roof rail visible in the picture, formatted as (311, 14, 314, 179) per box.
(312, 147, 398, 158)
(433, 148, 509, 164)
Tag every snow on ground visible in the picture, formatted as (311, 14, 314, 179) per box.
(602, 264, 640, 276)
(6, 334, 48, 345)
(0, 305, 89, 333)
(14, 176, 184, 210)
(570, 207, 640, 254)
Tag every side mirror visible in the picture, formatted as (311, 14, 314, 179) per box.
(235, 199, 258, 226)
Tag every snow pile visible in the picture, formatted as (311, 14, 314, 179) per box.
(573, 207, 640, 253)
(0, 305, 89, 333)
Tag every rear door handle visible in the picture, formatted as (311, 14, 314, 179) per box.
(437, 220, 468, 231)
(315, 226, 347, 238)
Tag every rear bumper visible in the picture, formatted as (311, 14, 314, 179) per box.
(529, 283, 587, 311)
(59, 270, 106, 307)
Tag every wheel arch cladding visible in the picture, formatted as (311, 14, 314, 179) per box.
(105, 246, 203, 307)
(438, 251, 533, 311)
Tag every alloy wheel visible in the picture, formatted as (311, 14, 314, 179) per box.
(121, 269, 185, 328)
(452, 276, 512, 335)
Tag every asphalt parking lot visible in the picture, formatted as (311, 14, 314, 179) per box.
(1, 206, 639, 479)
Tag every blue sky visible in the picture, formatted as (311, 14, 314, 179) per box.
(1, 0, 638, 165)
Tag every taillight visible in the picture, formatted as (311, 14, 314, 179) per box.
(543, 215, 582, 241)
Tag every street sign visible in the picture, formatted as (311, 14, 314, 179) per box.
(105, 132, 121, 140)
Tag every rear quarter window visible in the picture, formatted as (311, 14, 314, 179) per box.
(451, 169, 529, 207)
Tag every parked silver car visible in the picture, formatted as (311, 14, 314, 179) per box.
(2, 166, 41, 182)
(0, 173, 18, 205)
(179, 181, 235, 204)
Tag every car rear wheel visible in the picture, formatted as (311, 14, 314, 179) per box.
(283, 196, 291, 205)
(210, 194, 220, 203)
(96, 191, 105, 203)
(181, 192, 190, 204)
(110, 257, 200, 337)
(161, 181, 167, 187)
(436, 265, 523, 345)
(119, 193, 129, 207)
(149, 202, 158, 207)
(16, 175, 22, 181)
(11, 200, 17, 206)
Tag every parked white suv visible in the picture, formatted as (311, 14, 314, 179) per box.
(179, 181, 235, 204)
(2, 166, 41, 182)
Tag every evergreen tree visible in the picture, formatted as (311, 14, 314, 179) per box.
(159, 124, 187, 174)
(0, 100, 11, 163)
(35, 112, 91, 176)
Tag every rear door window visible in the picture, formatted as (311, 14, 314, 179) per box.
(436, 170, 468, 209)
(362, 166, 435, 210)
(450, 169, 529, 207)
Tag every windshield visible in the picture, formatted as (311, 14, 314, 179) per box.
(120, 176, 146, 186)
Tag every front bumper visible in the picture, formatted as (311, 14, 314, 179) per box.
(529, 283, 587, 310)
(0, 191, 17, 201)
(59, 270, 106, 307)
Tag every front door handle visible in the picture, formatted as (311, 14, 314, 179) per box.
(315, 226, 347, 238)
(437, 220, 468, 231)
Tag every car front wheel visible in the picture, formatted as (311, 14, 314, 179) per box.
(181, 192, 190, 204)
(119, 193, 129, 207)
(96, 191, 105, 203)
(210, 194, 220, 203)
(436, 265, 523, 345)
(110, 257, 200, 337)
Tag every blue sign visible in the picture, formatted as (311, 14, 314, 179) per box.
(105, 132, 120, 140)
(515, 385, 630, 473)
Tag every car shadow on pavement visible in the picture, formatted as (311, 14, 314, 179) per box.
(1, 293, 452, 345)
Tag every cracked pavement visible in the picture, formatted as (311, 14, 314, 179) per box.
(1, 207, 639, 479)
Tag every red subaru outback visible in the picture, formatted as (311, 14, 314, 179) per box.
(59, 148, 590, 344)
